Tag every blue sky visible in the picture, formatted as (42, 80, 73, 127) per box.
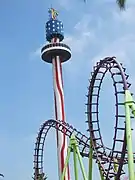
(0, 0, 135, 179)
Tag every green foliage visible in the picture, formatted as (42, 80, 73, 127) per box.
(116, 0, 126, 9)
(83, 0, 127, 10)
(44, 175, 47, 180)
(38, 173, 47, 180)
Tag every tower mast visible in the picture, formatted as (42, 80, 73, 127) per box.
(41, 8, 71, 180)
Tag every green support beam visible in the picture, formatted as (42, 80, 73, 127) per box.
(61, 143, 71, 180)
(88, 139, 93, 180)
(73, 138, 78, 180)
(114, 158, 118, 180)
(98, 163, 104, 180)
(125, 90, 135, 180)
(61, 134, 88, 180)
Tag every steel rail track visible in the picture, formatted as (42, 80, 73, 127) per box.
(33, 118, 135, 180)
(33, 56, 135, 180)
(33, 119, 90, 180)
(86, 56, 134, 179)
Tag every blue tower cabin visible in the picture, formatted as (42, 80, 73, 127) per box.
(41, 8, 71, 63)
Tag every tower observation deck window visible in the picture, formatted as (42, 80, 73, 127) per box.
(41, 43, 71, 53)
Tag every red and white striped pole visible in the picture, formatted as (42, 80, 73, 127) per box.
(41, 8, 71, 179)
(51, 37, 70, 180)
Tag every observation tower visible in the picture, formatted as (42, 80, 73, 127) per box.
(41, 8, 71, 180)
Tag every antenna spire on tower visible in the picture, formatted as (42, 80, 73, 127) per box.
(48, 7, 59, 20)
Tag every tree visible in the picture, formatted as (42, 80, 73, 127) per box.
(0, 174, 4, 178)
(116, 0, 126, 9)
(83, 0, 127, 10)
(32, 173, 47, 180)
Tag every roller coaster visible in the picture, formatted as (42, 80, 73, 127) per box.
(33, 56, 135, 180)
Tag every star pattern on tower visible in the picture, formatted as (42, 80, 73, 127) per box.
(46, 20, 63, 34)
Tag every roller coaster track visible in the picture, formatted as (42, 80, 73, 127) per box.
(33, 119, 90, 180)
(86, 56, 134, 179)
(33, 57, 135, 180)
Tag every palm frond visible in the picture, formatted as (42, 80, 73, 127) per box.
(116, 0, 126, 10)
(0, 174, 4, 178)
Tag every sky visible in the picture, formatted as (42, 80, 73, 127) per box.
(1, 0, 135, 180)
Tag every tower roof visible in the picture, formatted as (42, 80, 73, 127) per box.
(46, 8, 64, 42)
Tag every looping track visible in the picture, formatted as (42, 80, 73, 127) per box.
(34, 119, 90, 180)
(86, 56, 134, 179)
(33, 56, 135, 180)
